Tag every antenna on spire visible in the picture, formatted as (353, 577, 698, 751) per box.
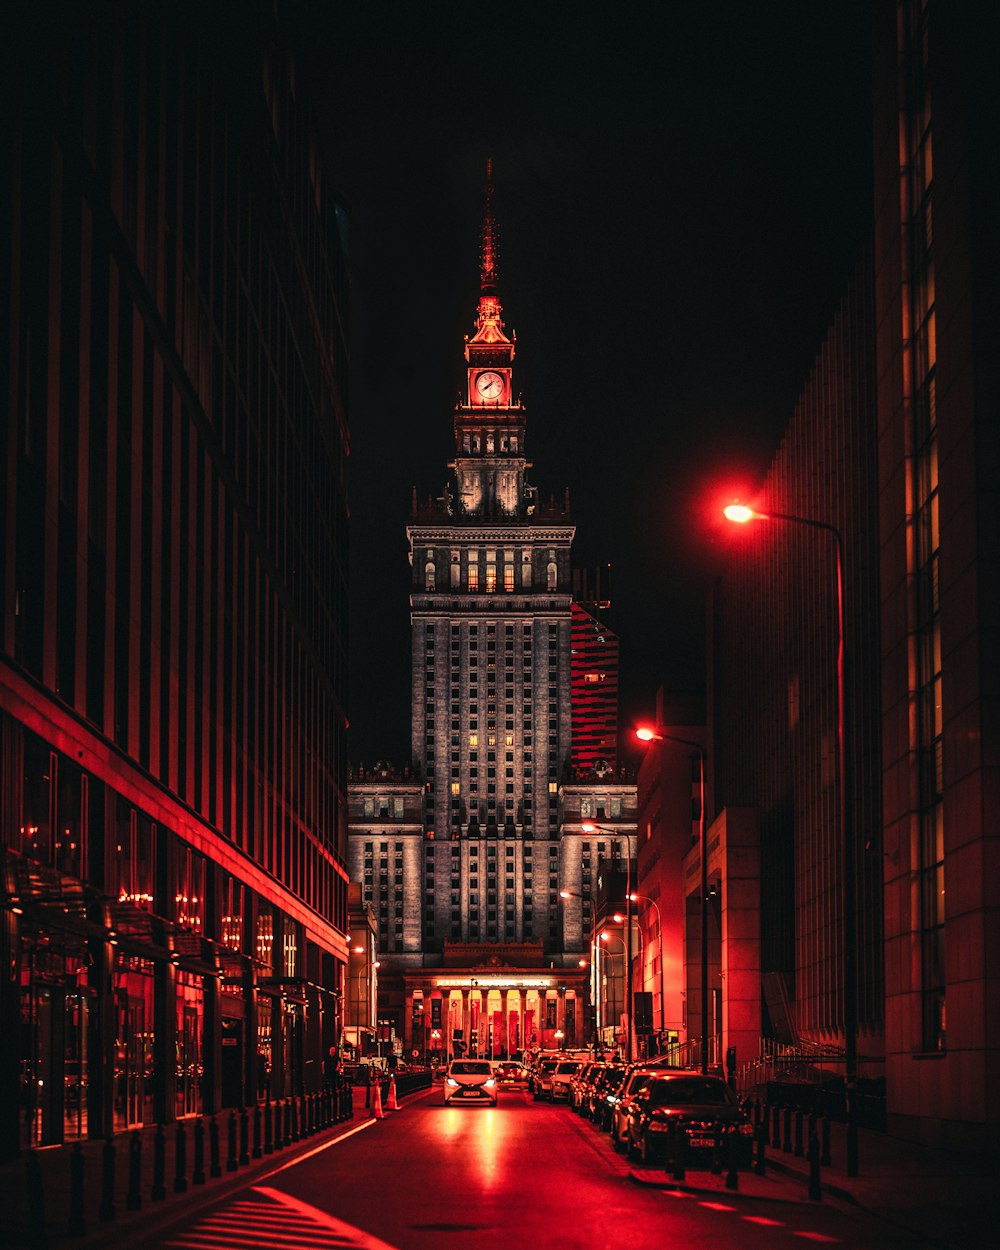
(481, 157, 498, 293)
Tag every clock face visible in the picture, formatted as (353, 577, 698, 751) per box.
(475, 371, 505, 401)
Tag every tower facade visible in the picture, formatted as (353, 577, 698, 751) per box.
(348, 169, 635, 1059)
(408, 168, 576, 952)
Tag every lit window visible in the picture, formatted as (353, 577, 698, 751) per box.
(486, 564, 497, 592)
(469, 733, 478, 748)
(505, 733, 514, 746)
(425, 561, 436, 590)
(468, 564, 479, 591)
(450, 782, 460, 796)
(504, 564, 515, 592)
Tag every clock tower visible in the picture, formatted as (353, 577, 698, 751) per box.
(454, 161, 527, 519)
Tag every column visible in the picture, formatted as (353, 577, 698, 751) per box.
(403, 991, 413, 1055)
(557, 986, 566, 1046)
(517, 990, 526, 1056)
(461, 989, 470, 1055)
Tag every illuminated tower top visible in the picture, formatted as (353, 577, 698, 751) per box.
(453, 161, 529, 519)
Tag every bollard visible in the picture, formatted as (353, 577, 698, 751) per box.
(192, 1118, 206, 1185)
(753, 1122, 767, 1176)
(69, 1140, 87, 1234)
(794, 1108, 804, 1158)
(306, 1092, 314, 1135)
(152, 1124, 167, 1200)
(252, 1103, 262, 1158)
(239, 1106, 250, 1165)
(725, 1127, 740, 1191)
(127, 1131, 143, 1210)
(782, 1106, 792, 1153)
(226, 1110, 238, 1172)
(291, 1096, 300, 1143)
(264, 1099, 274, 1154)
(808, 1131, 822, 1201)
(25, 1151, 47, 1250)
(283, 1098, 292, 1147)
(821, 1114, 832, 1167)
(209, 1115, 222, 1179)
(771, 1103, 781, 1150)
(174, 1121, 188, 1193)
(99, 1138, 117, 1221)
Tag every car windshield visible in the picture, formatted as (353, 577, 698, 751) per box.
(627, 1073, 654, 1095)
(451, 1061, 492, 1075)
(540, 1059, 560, 1072)
(648, 1078, 734, 1106)
(556, 1061, 581, 1074)
(598, 1066, 625, 1086)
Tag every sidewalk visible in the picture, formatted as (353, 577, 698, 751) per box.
(630, 1119, 998, 1249)
(0, 1088, 376, 1250)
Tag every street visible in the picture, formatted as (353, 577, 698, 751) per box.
(148, 1086, 937, 1250)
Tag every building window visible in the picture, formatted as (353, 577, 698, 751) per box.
(486, 564, 497, 593)
(425, 561, 436, 590)
(468, 564, 479, 591)
(504, 564, 515, 592)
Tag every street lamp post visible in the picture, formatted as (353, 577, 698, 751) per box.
(629, 892, 666, 1041)
(635, 729, 709, 1074)
(724, 502, 858, 1177)
(598, 931, 627, 1058)
(582, 822, 634, 1061)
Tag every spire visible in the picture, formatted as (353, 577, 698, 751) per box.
(480, 158, 498, 294)
(468, 157, 511, 349)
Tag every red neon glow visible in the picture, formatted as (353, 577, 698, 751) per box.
(635, 726, 657, 742)
(723, 502, 756, 523)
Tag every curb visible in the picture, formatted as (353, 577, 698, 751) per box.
(763, 1155, 860, 1207)
(627, 1168, 813, 1206)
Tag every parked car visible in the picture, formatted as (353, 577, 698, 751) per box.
(443, 1058, 498, 1106)
(609, 1067, 663, 1149)
(569, 1062, 601, 1113)
(624, 1072, 753, 1165)
(546, 1059, 584, 1102)
(530, 1057, 561, 1100)
(587, 1064, 627, 1124)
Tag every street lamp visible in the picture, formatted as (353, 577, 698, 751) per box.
(629, 892, 666, 1040)
(724, 501, 858, 1177)
(582, 822, 635, 1061)
(634, 728, 709, 1074)
(598, 931, 626, 1058)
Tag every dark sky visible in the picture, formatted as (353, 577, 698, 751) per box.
(292, 2, 873, 768)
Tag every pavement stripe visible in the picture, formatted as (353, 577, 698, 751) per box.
(699, 1201, 737, 1211)
(254, 1186, 403, 1250)
(742, 1216, 785, 1226)
(162, 1188, 398, 1250)
(794, 1234, 840, 1243)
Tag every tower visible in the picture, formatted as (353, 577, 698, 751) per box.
(408, 162, 576, 952)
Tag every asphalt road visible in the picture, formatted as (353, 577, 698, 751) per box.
(149, 1084, 936, 1250)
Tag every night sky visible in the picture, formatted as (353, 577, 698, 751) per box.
(292, 2, 874, 768)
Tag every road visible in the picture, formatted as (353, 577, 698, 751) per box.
(149, 1084, 935, 1250)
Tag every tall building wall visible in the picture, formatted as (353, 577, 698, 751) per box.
(709, 261, 883, 1052)
(873, 0, 1000, 1147)
(570, 602, 620, 771)
(0, 3, 350, 1157)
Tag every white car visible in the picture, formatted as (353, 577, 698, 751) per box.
(443, 1059, 498, 1106)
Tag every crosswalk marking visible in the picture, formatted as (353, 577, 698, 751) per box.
(161, 1186, 401, 1250)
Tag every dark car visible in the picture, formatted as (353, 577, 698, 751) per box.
(625, 1073, 753, 1166)
(609, 1067, 663, 1148)
(587, 1064, 626, 1125)
(569, 1062, 602, 1113)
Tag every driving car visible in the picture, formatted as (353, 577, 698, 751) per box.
(624, 1072, 753, 1165)
(493, 1060, 526, 1085)
(443, 1058, 498, 1106)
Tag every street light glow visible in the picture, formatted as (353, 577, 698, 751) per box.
(723, 502, 756, 523)
(635, 726, 657, 742)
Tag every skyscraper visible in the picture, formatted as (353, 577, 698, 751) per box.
(348, 169, 635, 1059)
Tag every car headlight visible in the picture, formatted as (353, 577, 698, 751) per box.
(446, 1077, 459, 1087)
(484, 1078, 496, 1088)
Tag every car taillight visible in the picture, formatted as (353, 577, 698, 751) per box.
(739, 1121, 754, 1136)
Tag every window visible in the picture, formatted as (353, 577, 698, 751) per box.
(425, 561, 436, 590)
(504, 564, 515, 592)
(486, 564, 497, 593)
(546, 562, 557, 591)
(468, 564, 479, 591)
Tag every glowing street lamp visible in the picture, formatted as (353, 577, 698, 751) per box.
(629, 891, 666, 1037)
(634, 727, 709, 1074)
(582, 821, 635, 1061)
(724, 499, 858, 1177)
